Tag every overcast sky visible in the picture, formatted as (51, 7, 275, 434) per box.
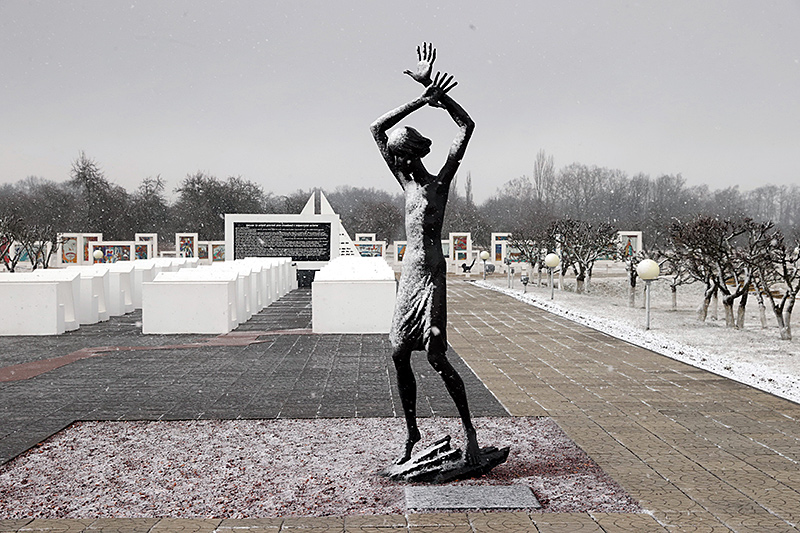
(2, 0, 798, 202)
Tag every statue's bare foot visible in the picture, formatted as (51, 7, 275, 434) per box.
(465, 431, 481, 466)
(397, 428, 421, 464)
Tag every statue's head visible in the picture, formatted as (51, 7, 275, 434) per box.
(387, 126, 431, 160)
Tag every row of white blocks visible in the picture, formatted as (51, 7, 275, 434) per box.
(0, 257, 200, 336)
(0, 257, 294, 336)
(141, 258, 296, 334)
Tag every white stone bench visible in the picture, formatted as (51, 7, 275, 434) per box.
(73, 263, 134, 317)
(0, 282, 65, 335)
(150, 257, 182, 273)
(172, 257, 199, 269)
(142, 270, 239, 334)
(98, 262, 135, 316)
(242, 261, 269, 310)
(131, 261, 156, 309)
(239, 259, 272, 308)
(69, 266, 110, 324)
(312, 257, 396, 334)
(198, 263, 253, 322)
(235, 257, 294, 306)
(0, 270, 81, 334)
(250, 257, 294, 301)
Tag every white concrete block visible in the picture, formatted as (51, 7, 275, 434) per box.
(1, 270, 81, 332)
(75, 268, 109, 324)
(198, 264, 252, 322)
(142, 271, 239, 334)
(106, 262, 135, 315)
(312, 257, 397, 334)
(0, 282, 65, 335)
(132, 262, 156, 309)
(312, 280, 396, 334)
(241, 257, 293, 302)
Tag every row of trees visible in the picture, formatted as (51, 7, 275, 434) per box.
(482, 151, 800, 247)
(506, 213, 799, 341)
(0, 215, 59, 272)
(3, 151, 799, 248)
(664, 216, 799, 340)
(509, 218, 618, 294)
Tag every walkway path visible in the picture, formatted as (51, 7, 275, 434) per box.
(445, 281, 800, 531)
(2, 281, 800, 531)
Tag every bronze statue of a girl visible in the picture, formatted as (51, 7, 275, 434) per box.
(370, 43, 481, 467)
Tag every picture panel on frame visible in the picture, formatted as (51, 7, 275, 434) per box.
(58, 233, 80, 265)
(175, 233, 199, 258)
(135, 233, 159, 256)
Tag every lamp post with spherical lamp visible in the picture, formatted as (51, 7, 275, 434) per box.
(636, 259, 660, 330)
(544, 253, 560, 300)
(480, 250, 490, 280)
(92, 249, 104, 264)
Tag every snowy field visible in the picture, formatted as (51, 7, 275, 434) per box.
(476, 263, 800, 406)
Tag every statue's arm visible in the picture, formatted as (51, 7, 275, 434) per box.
(402, 43, 474, 184)
(437, 95, 474, 184)
(370, 96, 427, 184)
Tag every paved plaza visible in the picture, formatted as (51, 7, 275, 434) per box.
(2, 280, 800, 531)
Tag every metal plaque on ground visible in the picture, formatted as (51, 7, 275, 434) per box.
(405, 485, 541, 510)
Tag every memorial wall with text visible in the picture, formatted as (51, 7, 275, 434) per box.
(224, 214, 340, 271)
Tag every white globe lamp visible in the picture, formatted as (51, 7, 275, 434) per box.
(636, 259, 660, 330)
(544, 253, 560, 299)
(636, 259, 660, 281)
(92, 249, 104, 263)
(479, 250, 490, 279)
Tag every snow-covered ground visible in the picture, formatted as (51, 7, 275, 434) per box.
(0, 417, 638, 518)
(476, 264, 800, 405)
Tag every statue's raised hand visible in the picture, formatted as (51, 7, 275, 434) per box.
(404, 42, 437, 87)
(421, 71, 457, 108)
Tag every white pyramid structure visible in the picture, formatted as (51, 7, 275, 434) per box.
(299, 193, 316, 216)
(301, 190, 358, 256)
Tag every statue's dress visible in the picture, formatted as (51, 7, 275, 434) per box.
(390, 176, 448, 352)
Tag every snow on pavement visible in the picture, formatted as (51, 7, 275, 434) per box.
(475, 274, 800, 405)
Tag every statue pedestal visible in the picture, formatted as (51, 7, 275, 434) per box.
(381, 435, 509, 484)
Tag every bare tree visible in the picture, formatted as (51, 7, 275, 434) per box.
(754, 230, 800, 340)
(19, 224, 60, 270)
(551, 217, 617, 294)
(130, 176, 169, 243)
(0, 216, 23, 272)
(556, 164, 604, 220)
(658, 247, 695, 311)
(171, 172, 268, 240)
(670, 215, 775, 328)
(479, 174, 538, 239)
(669, 216, 723, 322)
(509, 225, 554, 285)
(325, 186, 405, 242)
(730, 220, 774, 328)
(442, 175, 490, 246)
(617, 245, 645, 307)
(531, 149, 555, 208)
(69, 152, 134, 237)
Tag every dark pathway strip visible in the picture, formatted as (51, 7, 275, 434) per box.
(0, 329, 313, 383)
